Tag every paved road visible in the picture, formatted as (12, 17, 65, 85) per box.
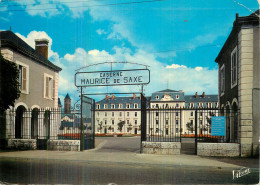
(0, 158, 259, 184)
(0, 137, 258, 184)
(95, 136, 141, 153)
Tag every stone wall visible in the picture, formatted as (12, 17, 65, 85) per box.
(197, 143, 240, 157)
(47, 140, 80, 151)
(7, 139, 37, 150)
(142, 142, 181, 155)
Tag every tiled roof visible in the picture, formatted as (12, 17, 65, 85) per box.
(185, 95, 218, 103)
(0, 31, 61, 72)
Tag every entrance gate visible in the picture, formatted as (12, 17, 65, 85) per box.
(142, 107, 239, 155)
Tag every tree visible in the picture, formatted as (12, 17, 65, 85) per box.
(117, 121, 125, 132)
(186, 122, 194, 132)
(98, 121, 103, 133)
(0, 54, 20, 113)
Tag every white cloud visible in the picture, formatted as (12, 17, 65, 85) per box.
(195, 67, 203, 71)
(96, 29, 107, 35)
(17, 31, 218, 104)
(166, 64, 187, 69)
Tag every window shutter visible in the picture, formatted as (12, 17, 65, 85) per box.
(46, 77, 49, 98)
(22, 67, 27, 91)
(52, 79, 55, 99)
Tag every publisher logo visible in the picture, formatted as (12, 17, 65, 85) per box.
(233, 167, 251, 180)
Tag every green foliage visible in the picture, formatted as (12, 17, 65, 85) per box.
(117, 120, 125, 132)
(186, 122, 194, 132)
(0, 54, 20, 112)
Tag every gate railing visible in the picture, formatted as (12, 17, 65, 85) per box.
(2, 108, 95, 142)
(144, 107, 239, 143)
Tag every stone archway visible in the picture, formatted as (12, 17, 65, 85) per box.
(15, 105, 26, 139)
(231, 101, 239, 142)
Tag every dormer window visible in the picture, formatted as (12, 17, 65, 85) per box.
(119, 104, 123, 109)
(176, 95, 179, 99)
(207, 103, 212, 108)
(104, 104, 108, 109)
(134, 103, 138, 109)
(198, 103, 203, 108)
(111, 104, 115, 109)
(155, 95, 159, 100)
(126, 104, 130, 109)
(96, 104, 100, 109)
(189, 103, 194, 108)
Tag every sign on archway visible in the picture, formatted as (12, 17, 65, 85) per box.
(75, 69, 150, 87)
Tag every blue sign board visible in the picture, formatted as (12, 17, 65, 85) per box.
(211, 116, 226, 136)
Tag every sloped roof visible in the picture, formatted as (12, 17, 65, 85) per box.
(156, 89, 180, 93)
(0, 31, 61, 72)
(185, 95, 218, 103)
(216, 10, 259, 63)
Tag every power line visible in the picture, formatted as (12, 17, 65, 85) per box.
(0, 0, 167, 12)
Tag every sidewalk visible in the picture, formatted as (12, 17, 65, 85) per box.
(0, 148, 258, 170)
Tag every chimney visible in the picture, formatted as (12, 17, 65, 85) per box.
(35, 39, 49, 59)
(195, 92, 198, 98)
(111, 94, 115, 100)
(236, 13, 239, 20)
(202, 92, 205, 98)
(133, 93, 136, 100)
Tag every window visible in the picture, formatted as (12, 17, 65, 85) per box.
(156, 112, 159, 117)
(200, 112, 202, 116)
(191, 120, 193, 125)
(207, 103, 212, 108)
(176, 120, 179, 125)
(176, 112, 178, 116)
(111, 104, 115, 109)
(112, 120, 114, 125)
(119, 112, 122, 117)
(200, 120, 202, 125)
(176, 103, 179, 108)
(127, 112, 129, 117)
(135, 112, 137, 117)
(198, 103, 203, 108)
(155, 95, 159, 100)
(156, 128, 159, 133)
(104, 120, 107, 125)
(166, 120, 168, 125)
(112, 128, 114, 132)
(127, 120, 129, 124)
(119, 104, 123, 109)
(17, 62, 29, 94)
(126, 104, 130, 109)
(231, 47, 237, 88)
(165, 104, 168, 108)
(135, 120, 137, 125)
(96, 104, 100, 109)
(156, 104, 159, 108)
(176, 128, 178, 133)
(166, 128, 168, 135)
(104, 104, 108, 109)
(44, 73, 54, 99)
(191, 112, 193, 116)
(189, 103, 194, 108)
(176, 95, 179, 99)
(134, 104, 138, 109)
(156, 120, 159, 125)
(112, 112, 114, 117)
(105, 112, 107, 117)
(220, 65, 225, 96)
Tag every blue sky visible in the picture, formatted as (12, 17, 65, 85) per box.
(0, 0, 259, 104)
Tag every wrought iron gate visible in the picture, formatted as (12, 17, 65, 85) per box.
(81, 96, 95, 150)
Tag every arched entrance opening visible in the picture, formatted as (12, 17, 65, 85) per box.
(31, 108, 39, 139)
(226, 105, 230, 142)
(232, 102, 238, 142)
(44, 110, 51, 139)
(15, 106, 26, 139)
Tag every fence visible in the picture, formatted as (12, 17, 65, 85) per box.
(1, 107, 94, 150)
(144, 108, 239, 143)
